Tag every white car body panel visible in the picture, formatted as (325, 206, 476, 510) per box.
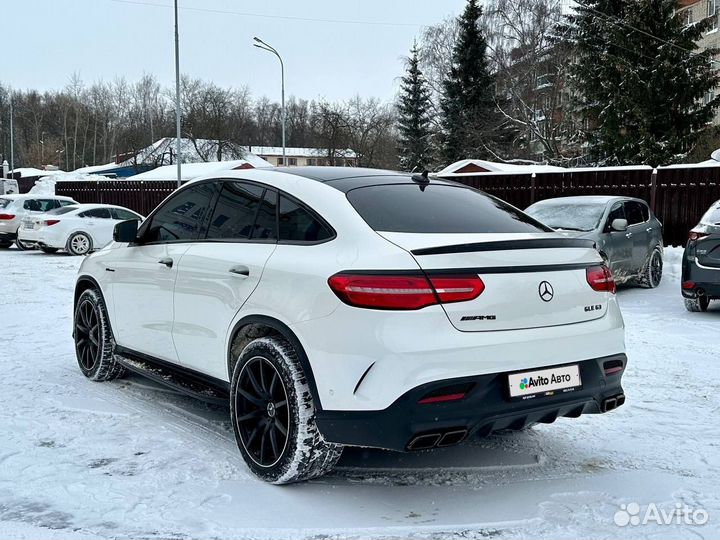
(0, 194, 77, 239)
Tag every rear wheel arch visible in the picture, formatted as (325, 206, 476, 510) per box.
(227, 315, 323, 411)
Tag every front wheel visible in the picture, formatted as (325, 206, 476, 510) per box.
(229, 335, 342, 484)
(74, 288, 126, 381)
(639, 248, 663, 289)
(67, 232, 93, 256)
(684, 296, 709, 312)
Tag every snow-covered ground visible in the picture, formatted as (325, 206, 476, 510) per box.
(1, 247, 718, 539)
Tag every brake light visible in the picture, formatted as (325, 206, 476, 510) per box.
(44, 220, 60, 226)
(327, 273, 484, 310)
(689, 231, 708, 241)
(586, 265, 616, 294)
(0, 214, 15, 220)
(682, 280, 695, 290)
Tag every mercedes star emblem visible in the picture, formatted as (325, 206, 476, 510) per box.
(538, 281, 554, 302)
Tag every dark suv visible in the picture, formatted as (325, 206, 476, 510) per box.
(682, 199, 720, 312)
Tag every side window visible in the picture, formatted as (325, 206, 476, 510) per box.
(640, 202, 650, 222)
(141, 182, 219, 243)
(111, 208, 141, 221)
(206, 182, 265, 240)
(606, 203, 625, 230)
(253, 189, 278, 240)
(624, 201, 645, 226)
(278, 195, 333, 243)
(23, 199, 43, 212)
(79, 208, 112, 219)
(58, 200, 76, 208)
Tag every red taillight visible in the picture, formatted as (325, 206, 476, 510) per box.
(327, 273, 484, 310)
(0, 214, 15, 220)
(682, 280, 695, 290)
(689, 231, 708, 241)
(418, 392, 466, 405)
(586, 265, 616, 294)
(44, 220, 60, 226)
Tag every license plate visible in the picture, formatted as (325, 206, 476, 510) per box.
(508, 364, 581, 400)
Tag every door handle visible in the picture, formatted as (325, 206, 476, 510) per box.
(229, 265, 250, 277)
(158, 257, 173, 268)
(625, 232, 633, 238)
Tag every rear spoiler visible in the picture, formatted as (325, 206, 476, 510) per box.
(411, 238, 596, 256)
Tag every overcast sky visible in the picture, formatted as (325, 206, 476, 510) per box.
(4, 0, 467, 103)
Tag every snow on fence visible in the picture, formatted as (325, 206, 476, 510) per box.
(47, 165, 720, 247)
(440, 166, 720, 247)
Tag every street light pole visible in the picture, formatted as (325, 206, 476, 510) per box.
(9, 90, 14, 175)
(253, 37, 285, 164)
(174, 0, 182, 187)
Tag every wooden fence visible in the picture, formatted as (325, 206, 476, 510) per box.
(55, 180, 176, 217)
(47, 166, 720, 247)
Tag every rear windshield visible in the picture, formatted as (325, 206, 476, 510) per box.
(346, 184, 551, 234)
(525, 202, 606, 232)
(0, 198, 12, 209)
(46, 206, 78, 215)
(701, 202, 720, 225)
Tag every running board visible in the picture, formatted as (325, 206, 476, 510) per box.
(114, 351, 230, 406)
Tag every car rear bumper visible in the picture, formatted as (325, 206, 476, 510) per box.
(681, 254, 720, 298)
(18, 228, 64, 249)
(315, 354, 626, 451)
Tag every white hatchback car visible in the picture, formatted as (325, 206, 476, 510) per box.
(0, 194, 78, 249)
(19, 203, 144, 255)
(73, 168, 627, 484)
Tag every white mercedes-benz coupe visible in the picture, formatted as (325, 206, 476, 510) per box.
(72, 167, 627, 484)
(19, 203, 144, 255)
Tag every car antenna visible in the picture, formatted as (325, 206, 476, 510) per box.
(411, 169, 430, 185)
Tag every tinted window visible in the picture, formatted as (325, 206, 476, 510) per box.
(279, 195, 333, 242)
(23, 199, 55, 212)
(0, 198, 11, 209)
(143, 182, 218, 243)
(47, 206, 78, 216)
(58, 200, 76, 207)
(525, 202, 606, 232)
(347, 184, 550, 234)
(254, 189, 278, 240)
(206, 182, 264, 240)
(624, 201, 646, 225)
(111, 208, 141, 221)
(79, 208, 112, 219)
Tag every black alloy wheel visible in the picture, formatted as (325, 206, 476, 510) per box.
(75, 298, 101, 372)
(234, 356, 290, 468)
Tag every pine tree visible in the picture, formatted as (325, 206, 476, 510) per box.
(570, 0, 720, 165)
(397, 43, 434, 172)
(440, 0, 504, 165)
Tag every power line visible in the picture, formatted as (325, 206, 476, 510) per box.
(108, 0, 427, 28)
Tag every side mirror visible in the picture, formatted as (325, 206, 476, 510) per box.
(611, 218, 628, 232)
(113, 219, 139, 243)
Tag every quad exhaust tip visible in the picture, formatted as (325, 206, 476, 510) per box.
(602, 393, 625, 412)
(407, 429, 468, 451)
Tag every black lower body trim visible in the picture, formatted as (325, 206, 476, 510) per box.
(315, 354, 626, 451)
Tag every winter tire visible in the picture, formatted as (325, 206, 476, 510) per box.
(684, 296, 709, 312)
(40, 246, 59, 254)
(230, 335, 342, 484)
(67, 232, 93, 256)
(74, 288, 126, 381)
(639, 248, 663, 289)
(0, 241, 11, 249)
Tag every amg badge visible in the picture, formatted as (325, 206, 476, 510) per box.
(460, 315, 497, 321)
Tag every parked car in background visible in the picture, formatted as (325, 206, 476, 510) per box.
(0, 194, 78, 250)
(0, 179, 19, 195)
(682, 199, 720, 312)
(18, 203, 143, 255)
(525, 196, 664, 288)
(73, 168, 627, 484)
